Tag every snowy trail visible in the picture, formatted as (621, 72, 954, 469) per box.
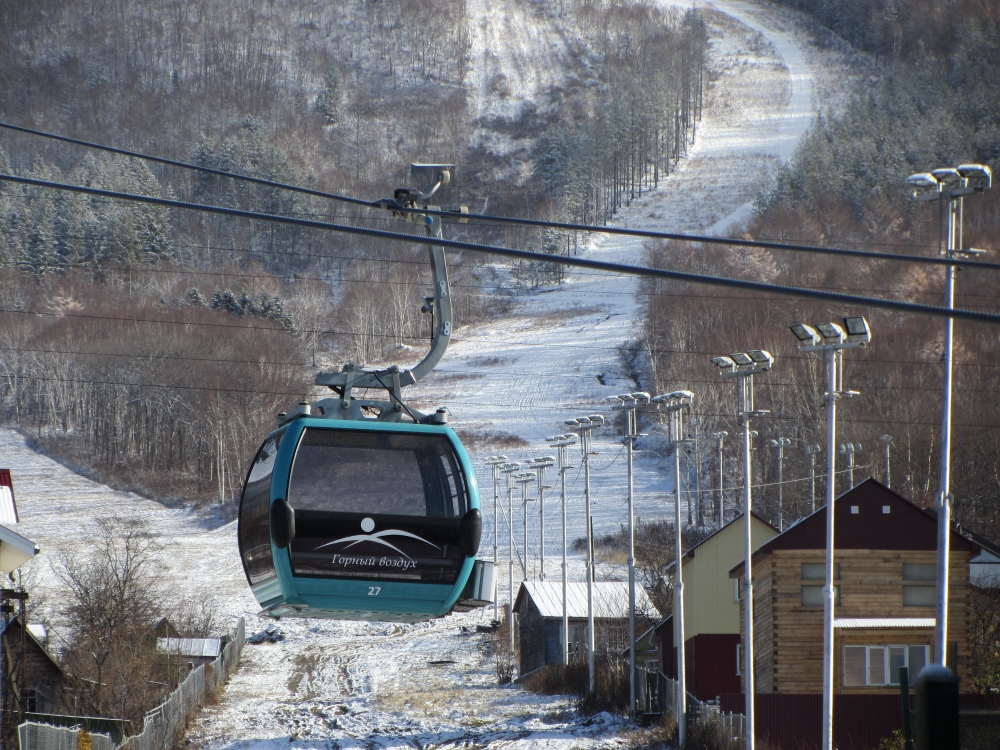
(412, 0, 818, 561)
(0, 2, 834, 748)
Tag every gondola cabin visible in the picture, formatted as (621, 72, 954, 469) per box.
(238, 418, 488, 622)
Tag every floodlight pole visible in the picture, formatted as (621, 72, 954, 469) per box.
(690, 417, 702, 526)
(711, 432, 727, 525)
(583, 421, 597, 692)
(806, 444, 821, 513)
(673, 406, 687, 748)
(769, 437, 792, 530)
(908, 163, 991, 667)
(517, 473, 535, 581)
(485, 456, 507, 622)
(501, 462, 520, 654)
(547, 434, 577, 665)
(610, 393, 649, 716)
(937, 186, 958, 667)
(713, 353, 774, 750)
(821, 347, 838, 750)
(652, 391, 695, 748)
(879, 436, 892, 489)
(568, 416, 603, 693)
(790, 319, 869, 750)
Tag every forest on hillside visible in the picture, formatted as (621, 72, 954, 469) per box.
(638, 0, 1000, 550)
(0, 0, 708, 506)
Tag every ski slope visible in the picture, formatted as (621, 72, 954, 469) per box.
(0, 2, 858, 748)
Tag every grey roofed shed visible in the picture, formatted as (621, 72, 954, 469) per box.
(156, 638, 222, 659)
(514, 581, 656, 619)
(513, 581, 659, 677)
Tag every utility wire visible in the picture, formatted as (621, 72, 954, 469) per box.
(2, 173, 1000, 327)
(2, 121, 999, 272)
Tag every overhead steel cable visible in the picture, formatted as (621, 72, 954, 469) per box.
(2, 172, 1000, 326)
(0, 174, 1000, 323)
(2, 121, 998, 271)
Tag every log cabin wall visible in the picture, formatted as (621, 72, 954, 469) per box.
(753, 548, 971, 693)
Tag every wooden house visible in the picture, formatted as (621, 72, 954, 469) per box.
(655, 513, 779, 701)
(513, 581, 657, 677)
(729, 478, 976, 694)
(2, 616, 65, 714)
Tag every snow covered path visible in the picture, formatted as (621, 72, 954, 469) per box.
(412, 0, 819, 562)
(0, 2, 841, 748)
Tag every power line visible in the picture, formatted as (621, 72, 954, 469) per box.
(2, 173, 1000, 327)
(3, 120, 999, 272)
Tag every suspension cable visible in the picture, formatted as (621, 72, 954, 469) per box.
(3, 121, 997, 271)
(2, 172, 1000, 326)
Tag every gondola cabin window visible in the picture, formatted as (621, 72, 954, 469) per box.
(238, 430, 285, 585)
(288, 428, 469, 517)
(286, 428, 471, 584)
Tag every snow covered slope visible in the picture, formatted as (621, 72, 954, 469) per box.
(0, 2, 862, 747)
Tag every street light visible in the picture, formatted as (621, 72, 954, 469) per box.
(711, 351, 773, 750)
(789, 317, 870, 750)
(565, 413, 605, 693)
(710, 431, 728, 524)
(652, 389, 695, 749)
(484, 455, 508, 622)
(907, 163, 991, 669)
(526, 456, 556, 580)
(546, 433, 577, 665)
(500, 461, 521, 654)
(805, 444, 822, 513)
(688, 416, 703, 526)
(879, 435, 893, 488)
(609, 391, 650, 716)
(838, 442, 862, 488)
(515, 472, 536, 581)
(768, 437, 793, 530)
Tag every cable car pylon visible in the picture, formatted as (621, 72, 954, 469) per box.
(237, 165, 496, 622)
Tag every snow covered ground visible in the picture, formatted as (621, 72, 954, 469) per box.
(0, 1, 859, 747)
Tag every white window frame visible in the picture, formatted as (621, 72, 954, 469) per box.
(844, 644, 931, 687)
(736, 643, 741, 675)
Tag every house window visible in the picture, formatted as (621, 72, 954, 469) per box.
(844, 645, 930, 687)
(903, 564, 936, 581)
(21, 689, 37, 713)
(736, 643, 741, 675)
(802, 585, 841, 607)
(802, 563, 840, 580)
(903, 586, 937, 606)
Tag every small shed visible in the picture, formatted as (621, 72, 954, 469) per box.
(156, 638, 222, 670)
(513, 581, 657, 677)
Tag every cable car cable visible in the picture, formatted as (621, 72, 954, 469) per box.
(2, 173, 999, 327)
(2, 121, 995, 270)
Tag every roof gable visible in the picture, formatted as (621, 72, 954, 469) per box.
(729, 479, 973, 575)
(1, 616, 64, 674)
(514, 581, 657, 619)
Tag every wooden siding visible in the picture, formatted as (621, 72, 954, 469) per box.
(742, 548, 972, 694)
(518, 598, 546, 675)
(681, 514, 778, 638)
(2, 619, 64, 713)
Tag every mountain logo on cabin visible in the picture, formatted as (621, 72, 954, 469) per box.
(315, 516, 441, 560)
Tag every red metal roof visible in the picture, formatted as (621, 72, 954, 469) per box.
(729, 478, 975, 576)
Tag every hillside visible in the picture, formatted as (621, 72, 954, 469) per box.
(1, 0, 874, 746)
